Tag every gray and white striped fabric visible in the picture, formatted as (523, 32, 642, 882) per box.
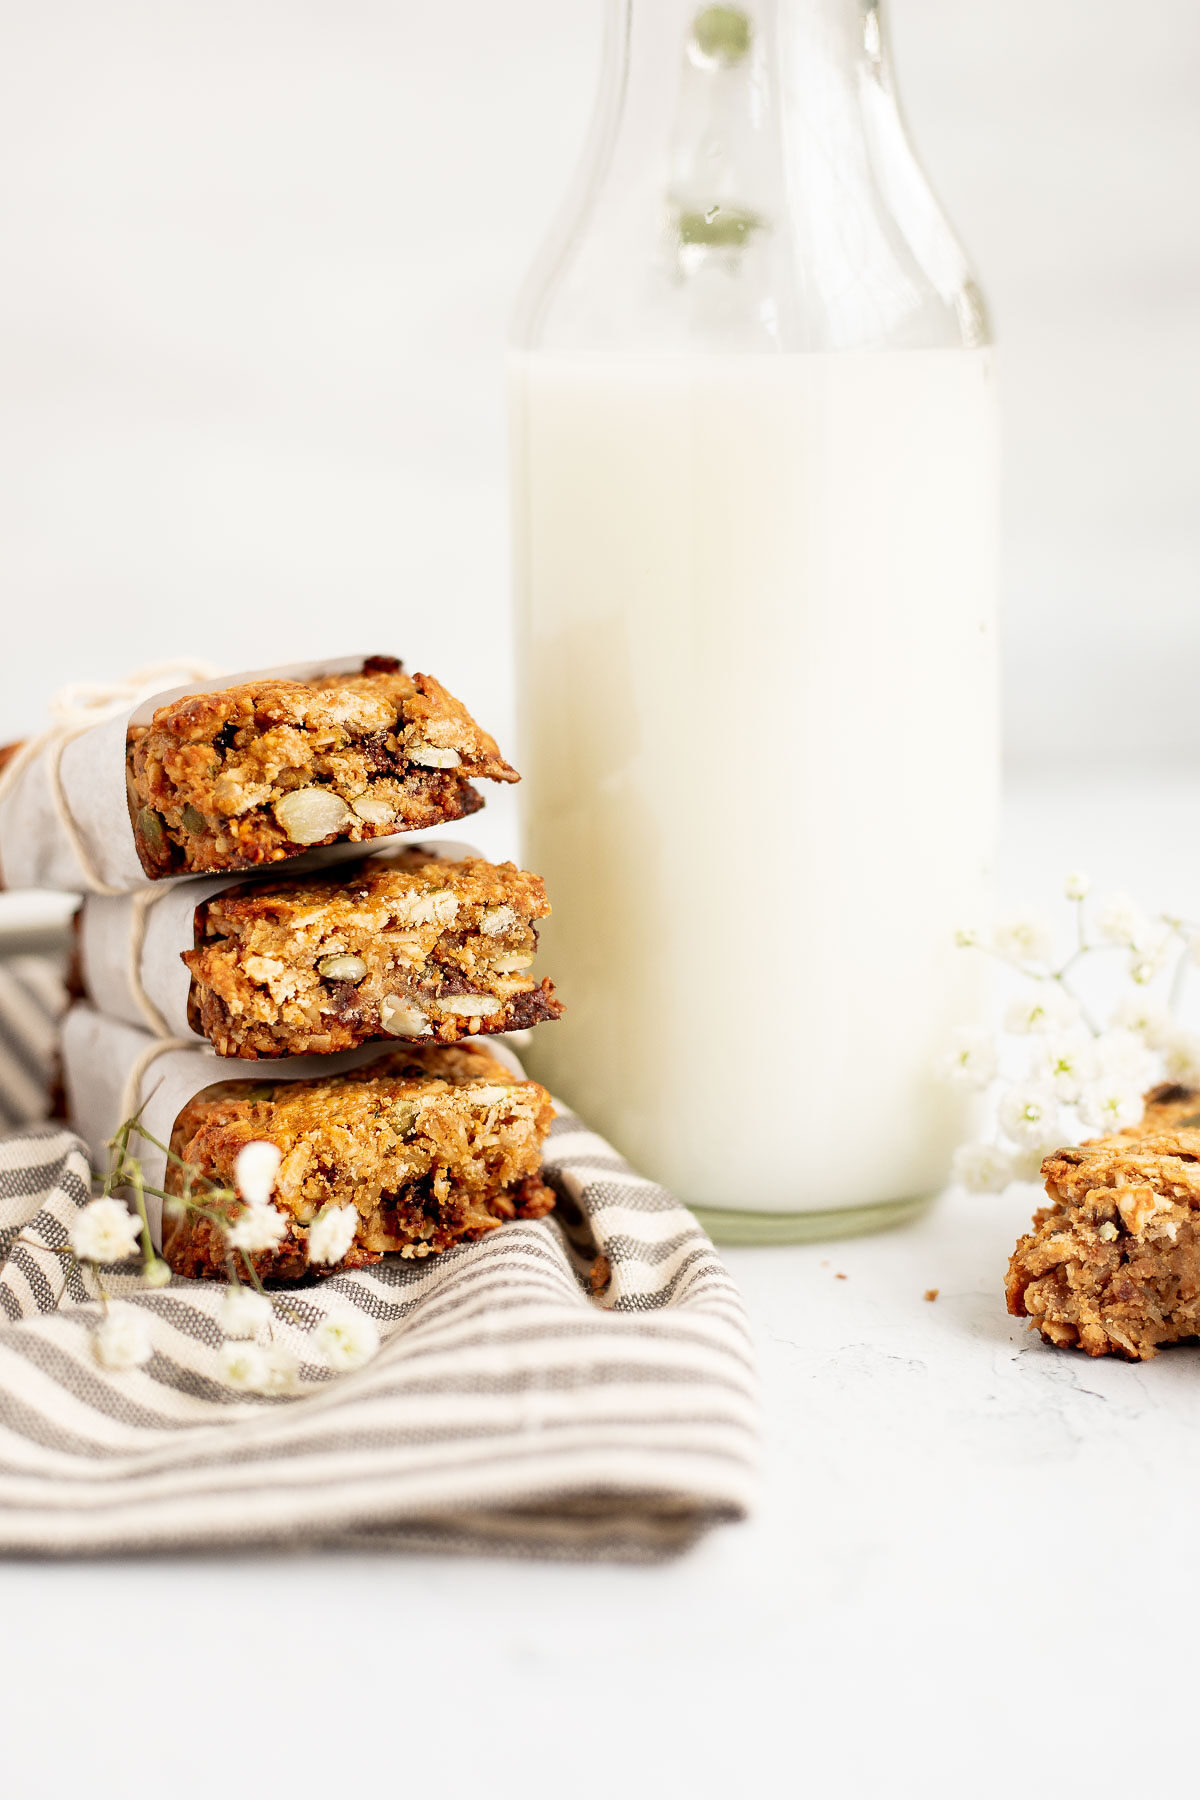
(0, 1112, 757, 1560)
(0, 951, 66, 1131)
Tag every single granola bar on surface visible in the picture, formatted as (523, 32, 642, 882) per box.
(162, 1042, 555, 1281)
(1006, 1082, 1200, 1360)
(126, 656, 517, 878)
(181, 847, 564, 1057)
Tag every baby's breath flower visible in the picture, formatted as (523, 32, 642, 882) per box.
(992, 912, 1054, 967)
(307, 1203, 358, 1267)
(1077, 1083, 1144, 1135)
(1092, 1027, 1157, 1091)
(937, 1026, 998, 1091)
(1111, 994, 1173, 1049)
(953, 926, 980, 949)
(220, 1285, 273, 1339)
(997, 1085, 1060, 1150)
(218, 1333, 296, 1395)
(950, 1142, 1016, 1195)
(71, 1197, 142, 1265)
(1003, 984, 1079, 1036)
(142, 1258, 172, 1289)
(949, 877, 1188, 1202)
(1164, 1027, 1200, 1088)
(1128, 925, 1173, 986)
(234, 1140, 283, 1209)
(1093, 892, 1151, 951)
(93, 1305, 153, 1370)
(226, 1203, 289, 1255)
(258, 1343, 299, 1396)
(219, 1339, 271, 1392)
(1009, 1141, 1064, 1184)
(1039, 1031, 1097, 1104)
(314, 1307, 380, 1373)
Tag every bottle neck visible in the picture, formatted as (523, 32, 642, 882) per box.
(613, 0, 888, 106)
(603, 1, 884, 218)
(516, 0, 987, 354)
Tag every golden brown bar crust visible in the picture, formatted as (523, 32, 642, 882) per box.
(162, 1041, 555, 1281)
(126, 656, 517, 878)
(1006, 1083, 1200, 1360)
(181, 847, 563, 1058)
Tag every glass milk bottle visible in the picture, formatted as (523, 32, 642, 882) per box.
(509, 0, 998, 1240)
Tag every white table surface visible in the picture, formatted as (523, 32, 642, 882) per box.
(3, 772, 1198, 1799)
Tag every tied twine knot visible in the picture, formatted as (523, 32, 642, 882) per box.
(0, 659, 223, 895)
(45, 662, 224, 734)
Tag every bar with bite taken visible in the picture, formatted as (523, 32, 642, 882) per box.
(1006, 1082, 1200, 1359)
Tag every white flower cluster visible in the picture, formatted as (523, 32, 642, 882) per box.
(70, 1197, 142, 1265)
(944, 873, 1200, 1196)
(67, 1134, 382, 1387)
(93, 1304, 153, 1370)
(226, 1141, 289, 1252)
(217, 1305, 380, 1395)
(85, 1280, 382, 1392)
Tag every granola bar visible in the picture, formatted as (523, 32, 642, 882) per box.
(126, 656, 517, 878)
(181, 847, 563, 1057)
(1006, 1082, 1200, 1359)
(162, 1041, 555, 1280)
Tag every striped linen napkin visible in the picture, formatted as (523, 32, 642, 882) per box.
(0, 1110, 757, 1560)
(0, 946, 66, 1131)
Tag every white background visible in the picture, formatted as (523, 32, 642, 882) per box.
(1, 0, 1197, 772)
(1, 12, 1199, 1796)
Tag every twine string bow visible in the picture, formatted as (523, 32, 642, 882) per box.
(0, 660, 222, 895)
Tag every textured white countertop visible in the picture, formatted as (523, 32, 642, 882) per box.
(2, 773, 1197, 1799)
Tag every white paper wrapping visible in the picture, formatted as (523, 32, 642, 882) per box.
(77, 838, 485, 1041)
(61, 1003, 527, 1250)
(0, 656, 383, 895)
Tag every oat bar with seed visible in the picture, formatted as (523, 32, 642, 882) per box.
(1006, 1082, 1200, 1360)
(126, 656, 517, 878)
(162, 1041, 555, 1281)
(181, 846, 564, 1058)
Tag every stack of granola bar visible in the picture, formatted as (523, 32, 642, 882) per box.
(10, 656, 566, 1281)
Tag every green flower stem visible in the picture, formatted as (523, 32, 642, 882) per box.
(127, 1162, 155, 1271)
(121, 1120, 197, 1174)
(93, 1114, 299, 1311)
(238, 1250, 300, 1328)
(52, 1251, 81, 1310)
(1051, 970, 1100, 1038)
(12, 1233, 69, 1259)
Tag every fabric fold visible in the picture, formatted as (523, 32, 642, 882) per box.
(0, 1117, 757, 1560)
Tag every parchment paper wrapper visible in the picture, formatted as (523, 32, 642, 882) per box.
(0, 656, 403, 895)
(77, 838, 484, 1042)
(61, 1003, 527, 1251)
